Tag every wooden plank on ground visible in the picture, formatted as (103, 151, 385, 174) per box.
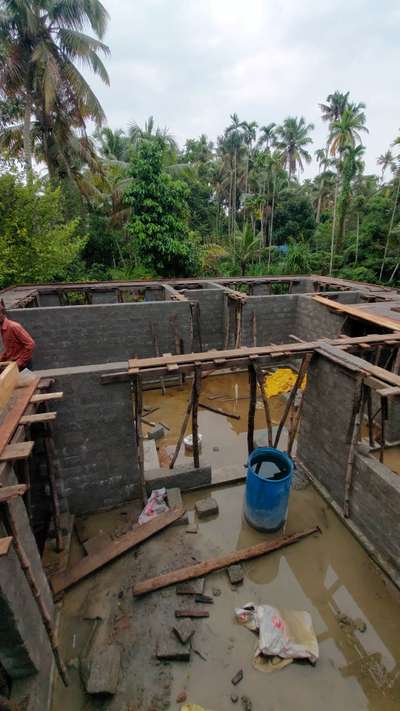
(0, 441, 34, 462)
(51, 507, 185, 595)
(199, 401, 240, 420)
(0, 362, 18, 411)
(133, 526, 319, 596)
(0, 378, 40, 456)
(0, 536, 13, 556)
(30, 392, 63, 403)
(20, 411, 57, 425)
(0, 484, 28, 503)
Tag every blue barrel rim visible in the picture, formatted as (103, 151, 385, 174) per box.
(247, 446, 293, 485)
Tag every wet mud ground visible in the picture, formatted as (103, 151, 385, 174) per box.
(51, 374, 400, 711)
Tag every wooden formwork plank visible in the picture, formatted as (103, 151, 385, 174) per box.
(0, 441, 34, 462)
(0, 537, 13, 556)
(0, 484, 28, 503)
(20, 412, 57, 425)
(0, 378, 40, 456)
(30, 392, 63, 403)
(0, 362, 18, 411)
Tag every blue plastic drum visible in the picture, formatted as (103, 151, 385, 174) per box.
(244, 447, 293, 531)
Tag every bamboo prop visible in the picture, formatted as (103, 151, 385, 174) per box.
(169, 380, 196, 469)
(247, 364, 257, 454)
(150, 322, 166, 395)
(380, 396, 387, 463)
(3, 503, 69, 686)
(366, 387, 375, 447)
(254, 367, 273, 447)
(273, 353, 312, 449)
(170, 314, 184, 386)
(132, 376, 146, 503)
(393, 347, 400, 375)
(223, 293, 230, 349)
(374, 345, 383, 366)
(43, 427, 64, 553)
(251, 309, 257, 347)
(344, 378, 364, 518)
(287, 391, 305, 457)
(190, 302, 203, 352)
(192, 367, 202, 469)
(234, 301, 242, 349)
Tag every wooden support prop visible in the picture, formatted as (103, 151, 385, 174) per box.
(223, 293, 230, 349)
(234, 301, 243, 349)
(3, 505, 69, 686)
(170, 314, 184, 386)
(30, 391, 63, 404)
(377, 385, 400, 397)
(251, 309, 257, 347)
(0, 536, 12, 556)
(198, 401, 240, 420)
(133, 526, 320, 596)
(380, 396, 387, 463)
(20, 412, 56, 425)
(132, 375, 146, 504)
(51, 507, 184, 595)
(0, 484, 27, 503)
(254, 367, 273, 447)
(0, 441, 34, 462)
(274, 353, 312, 449)
(150, 322, 166, 395)
(247, 364, 257, 454)
(43, 414, 64, 553)
(344, 378, 364, 518)
(170, 381, 195, 469)
(366, 387, 375, 447)
(192, 366, 202, 469)
(393, 347, 400, 375)
(287, 390, 306, 457)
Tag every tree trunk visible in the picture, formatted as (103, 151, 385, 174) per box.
(267, 177, 276, 270)
(379, 174, 400, 280)
(316, 177, 324, 223)
(355, 213, 360, 264)
(23, 90, 33, 181)
(329, 173, 339, 276)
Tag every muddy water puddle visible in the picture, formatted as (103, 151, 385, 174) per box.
(52, 481, 400, 711)
(143, 372, 288, 468)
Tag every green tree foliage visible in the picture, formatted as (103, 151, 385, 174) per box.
(0, 174, 86, 286)
(125, 139, 197, 276)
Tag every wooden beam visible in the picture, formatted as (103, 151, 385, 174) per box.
(0, 484, 28, 503)
(0, 362, 18, 411)
(133, 526, 320, 596)
(198, 401, 240, 420)
(170, 382, 195, 469)
(312, 294, 400, 331)
(0, 536, 12, 556)
(344, 378, 364, 517)
(30, 392, 63, 403)
(274, 353, 312, 449)
(0, 441, 34, 462)
(376, 385, 400, 397)
(192, 366, 201, 468)
(20, 412, 57, 425)
(0, 378, 39, 456)
(247, 364, 257, 454)
(51, 507, 184, 595)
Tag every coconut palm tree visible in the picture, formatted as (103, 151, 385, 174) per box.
(377, 150, 394, 183)
(274, 116, 314, 178)
(0, 0, 110, 178)
(258, 122, 276, 152)
(319, 91, 350, 125)
(128, 116, 177, 152)
(336, 144, 365, 248)
(329, 107, 369, 157)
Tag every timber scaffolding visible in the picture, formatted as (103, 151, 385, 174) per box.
(100, 329, 400, 590)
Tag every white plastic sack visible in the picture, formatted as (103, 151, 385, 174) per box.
(138, 488, 169, 525)
(235, 602, 319, 665)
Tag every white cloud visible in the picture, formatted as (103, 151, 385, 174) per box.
(85, 0, 400, 176)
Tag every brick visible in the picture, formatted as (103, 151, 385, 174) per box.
(173, 619, 196, 644)
(195, 497, 219, 518)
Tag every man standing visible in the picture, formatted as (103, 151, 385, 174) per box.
(0, 303, 35, 370)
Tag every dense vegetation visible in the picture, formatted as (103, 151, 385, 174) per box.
(0, 2, 399, 288)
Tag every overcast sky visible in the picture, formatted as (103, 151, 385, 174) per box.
(88, 0, 400, 177)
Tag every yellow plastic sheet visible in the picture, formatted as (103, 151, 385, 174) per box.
(263, 368, 307, 399)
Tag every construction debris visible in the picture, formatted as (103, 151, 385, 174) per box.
(176, 579, 205, 595)
(84, 645, 121, 695)
(195, 594, 213, 604)
(227, 564, 244, 585)
(195, 497, 219, 518)
(173, 619, 196, 644)
(51, 507, 184, 595)
(133, 527, 319, 596)
(156, 637, 191, 662)
(231, 670, 243, 686)
(148, 424, 166, 441)
(175, 609, 210, 619)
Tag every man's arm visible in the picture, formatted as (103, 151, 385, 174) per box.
(12, 323, 35, 368)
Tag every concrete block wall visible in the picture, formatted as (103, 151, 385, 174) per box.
(43, 364, 140, 514)
(241, 295, 298, 347)
(0, 465, 53, 680)
(10, 300, 193, 369)
(182, 289, 226, 351)
(294, 295, 346, 341)
(297, 354, 400, 577)
(91, 289, 119, 304)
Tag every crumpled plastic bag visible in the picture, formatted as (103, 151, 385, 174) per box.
(235, 602, 318, 666)
(138, 488, 169, 525)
